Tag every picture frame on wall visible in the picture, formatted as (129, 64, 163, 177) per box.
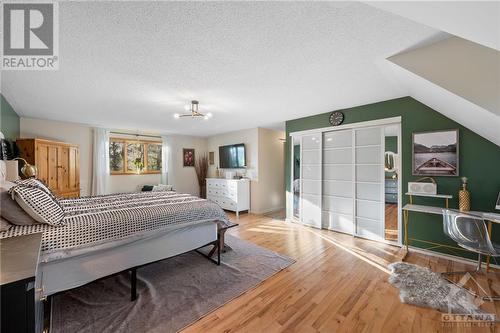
(208, 151, 215, 165)
(183, 148, 195, 167)
(412, 129, 459, 176)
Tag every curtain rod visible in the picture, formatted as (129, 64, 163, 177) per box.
(110, 131, 162, 139)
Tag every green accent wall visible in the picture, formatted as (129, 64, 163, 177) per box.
(0, 94, 20, 140)
(285, 97, 500, 260)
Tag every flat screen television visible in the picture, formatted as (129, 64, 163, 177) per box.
(219, 143, 246, 169)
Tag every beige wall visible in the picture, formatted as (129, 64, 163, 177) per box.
(20, 117, 93, 195)
(256, 128, 285, 213)
(164, 134, 208, 196)
(207, 127, 284, 214)
(20, 117, 207, 196)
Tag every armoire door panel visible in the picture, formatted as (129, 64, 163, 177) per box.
(47, 145, 59, 190)
(355, 146, 381, 164)
(356, 217, 382, 239)
(36, 145, 49, 186)
(69, 147, 79, 191)
(58, 147, 70, 193)
(356, 165, 382, 182)
(302, 180, 321, 195)
(356, 200, 382, 220)
(302, 165, 321, 180)
(323, 131, 352, 148)
(323, 180, 352, 197)
(302, 135, 321, 149)
(356, 183, 382, 201)
(323, 196, 353, 215)
(322, 211, 353, 234)
(302, 194, 321, 227)
(323, 165, 352, 181)
(323, 148, 352, 164)
(302, 151, 320, 164)
(355, 127, 382, 146)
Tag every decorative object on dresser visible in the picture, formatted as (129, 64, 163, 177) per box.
(195, 153, 209, 198)
(458, 176, 470, 212)
(183, 148, 195, 167)
(408, 177, 437, 195)
(16, 139, 80, 198)
(0, 233, 42, 333)
(206, 178, 250, 217)
(385, 178, 398, 203)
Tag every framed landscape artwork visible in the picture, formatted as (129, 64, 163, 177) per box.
(183, 148, 195, 167)
(209, 151, 215, 165)
(412, 129, 459, 176)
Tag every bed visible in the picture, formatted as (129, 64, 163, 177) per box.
(0, 167, 232, 332)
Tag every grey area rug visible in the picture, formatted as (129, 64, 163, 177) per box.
(389, 262, 490, 315)
(51, 235, 295, 333)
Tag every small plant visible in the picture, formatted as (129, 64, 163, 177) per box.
(133, 157, 144, 173)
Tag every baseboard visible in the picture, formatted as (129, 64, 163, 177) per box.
(251, 206, 285, 215)
(408, 245, 500, 270)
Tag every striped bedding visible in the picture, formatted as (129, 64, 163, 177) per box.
(0, 191, 231, 259)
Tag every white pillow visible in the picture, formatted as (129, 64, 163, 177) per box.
(8, 184, 65, 226)
(152, 184, 174, 192)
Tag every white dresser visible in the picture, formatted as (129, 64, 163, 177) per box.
(206, 178, 250, 217)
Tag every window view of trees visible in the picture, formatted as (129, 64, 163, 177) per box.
(109, 138, 162, 174)
(147, 144, 162, 171)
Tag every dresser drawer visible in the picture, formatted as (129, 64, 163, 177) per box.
(385, 187, 398, 194)
(385, 179, 397, 188)
(385, 193, 398, 203)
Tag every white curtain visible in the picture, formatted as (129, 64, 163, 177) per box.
(161, 135, 170, 185)
(91, 128, 110, 196)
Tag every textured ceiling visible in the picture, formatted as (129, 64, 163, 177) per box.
(1, 1, 443, 136)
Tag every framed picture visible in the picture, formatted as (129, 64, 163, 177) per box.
(208, 151, 215, 165)
(412, 129, 459, 176)
(183, 148, 195, 167)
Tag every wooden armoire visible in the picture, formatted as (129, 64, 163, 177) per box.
(16, 138, 80, 198)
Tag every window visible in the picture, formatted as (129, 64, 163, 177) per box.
(109, 138, 162, 175)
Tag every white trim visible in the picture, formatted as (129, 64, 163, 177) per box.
(289, 116, 402, 137)
(408, 245, 500, 270)
(397, 123, 403, 246)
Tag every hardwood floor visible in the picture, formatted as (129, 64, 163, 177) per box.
(182, 212, 499, 333)
(385, 204, 398, 241)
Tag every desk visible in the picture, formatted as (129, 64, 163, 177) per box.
(402, 204, 500, 269)
(1, 233, 42, 333)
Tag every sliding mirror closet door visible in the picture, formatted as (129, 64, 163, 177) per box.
(354, 127, 384, 241)
(322, 130, 353, 234)
(300, 134, 322, 228)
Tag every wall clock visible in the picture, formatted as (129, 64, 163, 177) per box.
(329, 111, 344, 126)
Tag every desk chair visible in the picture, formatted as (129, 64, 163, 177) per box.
(442, 209, 500, 301)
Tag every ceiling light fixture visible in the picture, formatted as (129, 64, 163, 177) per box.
(173, 100, 212, 120)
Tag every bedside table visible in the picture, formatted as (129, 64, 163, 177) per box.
(1, 233, 42, 333)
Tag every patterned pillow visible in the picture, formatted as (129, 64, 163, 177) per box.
(8, 184, 65, 226)
(15, 178, 53, 195)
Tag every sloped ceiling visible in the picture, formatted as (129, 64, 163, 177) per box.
(367, 1, 500, 51)
(368, 1, 500, 146)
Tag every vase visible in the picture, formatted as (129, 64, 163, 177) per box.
(200, 184, 206, 199)
(459, 183, 470, 212)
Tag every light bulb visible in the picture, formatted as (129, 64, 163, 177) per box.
(174, 113, 180, 119)
(204, 115, 209, 120)
(206, 112, 213, 118)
